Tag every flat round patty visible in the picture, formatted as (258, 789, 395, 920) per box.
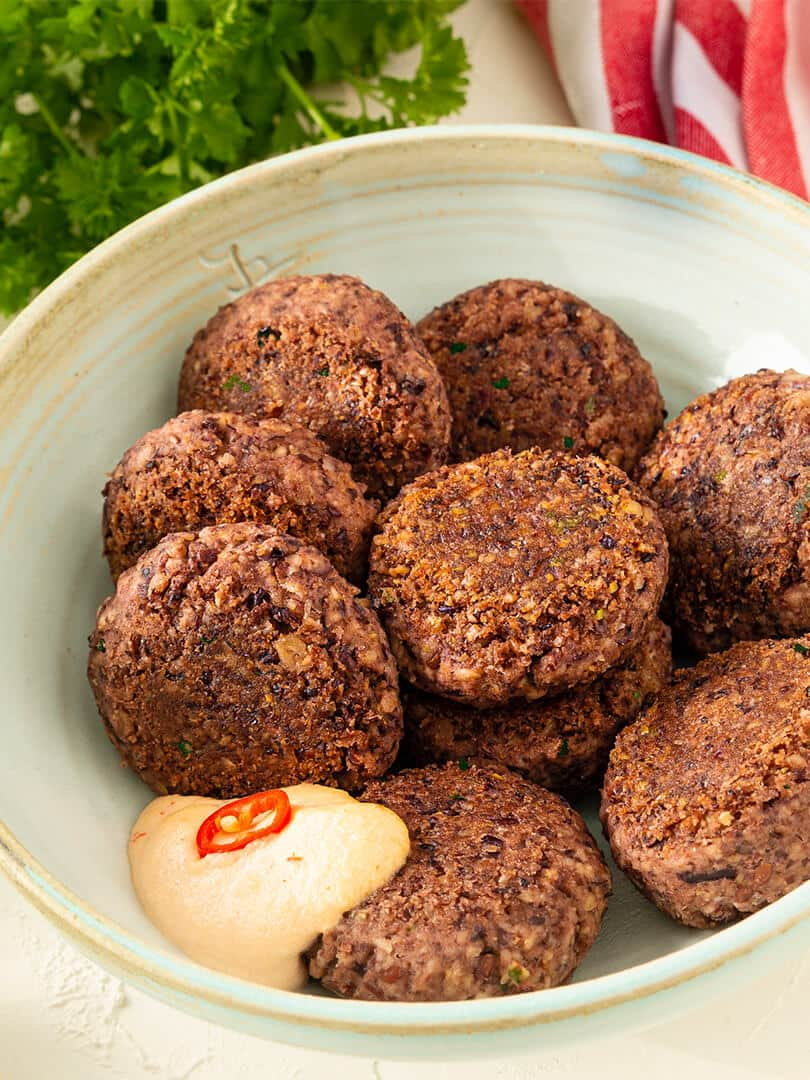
(87, 523, 402, 797)
(601, 637, 810, 928)
(178, 274, 451, 498)
(402, 618, 671, 794)
(416, 278, 664, 469)
(103, 411, 378, 583)
(369, 447, 669, 706)
(636, 368, 810, 654)
(308, 761, 611, 1001)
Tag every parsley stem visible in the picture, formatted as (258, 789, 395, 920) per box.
(165, 99, 189, 187)
(33, 95, 81, 158)
(277, 63, 341, 142)
(348, 77, 369, 119)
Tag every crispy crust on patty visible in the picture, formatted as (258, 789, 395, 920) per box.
(103, 411, 378, 582)
(402, 618, 672, 794)
(177, 274, 451, 498)
(369, 447, 669, 706)
(416, 278, 664, 469)
(307, 760, 611, 1001)
(87, 523, 402, 797)
(636, 368, 810, 653)
(601, 636, 810, 927)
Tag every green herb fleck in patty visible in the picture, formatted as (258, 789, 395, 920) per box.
(546, 512, 582, 535)
(501, 962, 530, 987)
(223, 373, 252, 393)
(793, 486, 810, 523)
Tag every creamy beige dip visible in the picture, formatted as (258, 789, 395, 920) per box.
(128, 784, 409, 989)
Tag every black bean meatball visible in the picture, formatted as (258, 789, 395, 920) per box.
(417, 278, 663, 469)
(402, 617, 672, 794)
(308, 760, 611, 1000)
(88, 523, 402, 797)
(601, 636, 810, 928)
(636, 369, 810, 653)
(103, 411, 377, 583)
(178, 274, 451, 498)
(369, 447, 669, 706)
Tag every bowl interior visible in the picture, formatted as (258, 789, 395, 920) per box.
(1, 127, 810, 1026)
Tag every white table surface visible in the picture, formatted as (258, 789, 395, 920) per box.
(1, 3, 807, 1077)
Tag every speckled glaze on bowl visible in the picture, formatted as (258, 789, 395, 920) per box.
(1, 126, 810, 1059)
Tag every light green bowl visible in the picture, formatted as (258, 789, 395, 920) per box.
(1, 126, 809, 1059)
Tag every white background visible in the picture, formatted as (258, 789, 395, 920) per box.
(1, 2, 807, 1077)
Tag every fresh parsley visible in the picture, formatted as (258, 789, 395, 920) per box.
(449, 341, 467, 354)
(0, 1, 469, 314)
(177, 738, 193, 758)
(563, 435, 574, 449)
(492, 375, 510, 389)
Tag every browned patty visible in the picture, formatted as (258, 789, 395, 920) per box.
(102, 411, 378, 583)
(178, 274, 451, 498)
(636, 369, 810, 654)
(416, 278, 664, 470)
(87, 523, 402, 797)
(369, 447, 668, 706)
(402, 617, 672, 794)
(601, 637, 810, 928)
(308, 761, 611, 1001)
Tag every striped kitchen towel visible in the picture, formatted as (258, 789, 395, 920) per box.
(517, 0, 810, 198)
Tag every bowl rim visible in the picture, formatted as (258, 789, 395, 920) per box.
(2, 122, 810, 1036)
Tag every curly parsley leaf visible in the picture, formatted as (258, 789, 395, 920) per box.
(0, 0, 469, 314)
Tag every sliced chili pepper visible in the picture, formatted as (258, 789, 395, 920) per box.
(196, 789, 291, 857)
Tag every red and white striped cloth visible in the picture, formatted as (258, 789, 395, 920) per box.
(517, 0, 810, 198)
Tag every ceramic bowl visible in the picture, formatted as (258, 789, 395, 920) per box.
(1, 126, 810, 1060)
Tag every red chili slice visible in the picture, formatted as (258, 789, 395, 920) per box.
(196, 789, 292, 857)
